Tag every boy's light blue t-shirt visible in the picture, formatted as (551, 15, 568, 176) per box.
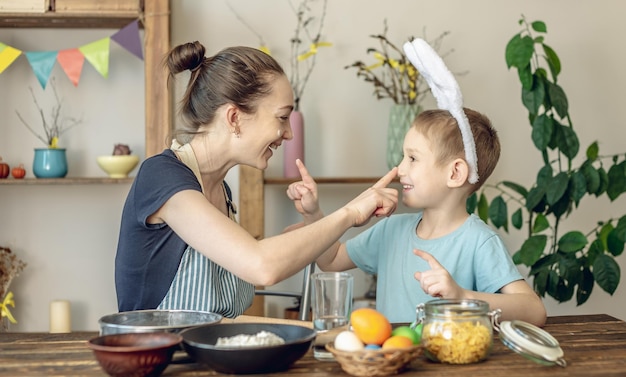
(346, 213, 523, 323)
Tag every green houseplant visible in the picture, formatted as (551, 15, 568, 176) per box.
(468, 16, 626, 305)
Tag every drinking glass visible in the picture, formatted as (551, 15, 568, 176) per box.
(310, 272, 354, 361)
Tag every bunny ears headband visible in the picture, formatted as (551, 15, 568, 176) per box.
(403, 38, 479, 184)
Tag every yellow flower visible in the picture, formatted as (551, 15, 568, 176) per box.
(1, 291, 17, 324)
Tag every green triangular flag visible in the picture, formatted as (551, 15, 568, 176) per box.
(79, 37, 110, 78)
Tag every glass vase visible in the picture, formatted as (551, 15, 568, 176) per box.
(387, 104, 421, 169)
(284, 111, 304, 178)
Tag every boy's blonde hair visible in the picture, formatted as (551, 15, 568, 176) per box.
(412, 108, 500, 191)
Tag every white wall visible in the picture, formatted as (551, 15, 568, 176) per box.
(1, 0, 625, 331)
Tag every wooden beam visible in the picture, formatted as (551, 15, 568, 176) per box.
(239, 165, 265, 316)
(143, 0, 170, 157)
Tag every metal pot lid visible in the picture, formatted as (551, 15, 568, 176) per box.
(498, 320, 566, 367)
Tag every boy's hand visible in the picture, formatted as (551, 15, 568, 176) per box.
(285, 159, 322, 222)
(414, 249, 464, 299)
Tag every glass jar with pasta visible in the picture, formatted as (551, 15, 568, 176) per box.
(416, 299, 498, 364)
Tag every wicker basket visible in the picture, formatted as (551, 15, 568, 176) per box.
(325, 342, 422, 377)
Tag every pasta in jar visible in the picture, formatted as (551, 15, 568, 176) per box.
(417, 299, 495, 364)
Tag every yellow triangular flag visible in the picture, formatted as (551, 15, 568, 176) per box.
(78, 37, 110, 78)
(0, 43, 23, 74)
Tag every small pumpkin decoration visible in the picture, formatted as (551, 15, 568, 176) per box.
(11, 164, 26, 179)
(0, 157, 9, 179)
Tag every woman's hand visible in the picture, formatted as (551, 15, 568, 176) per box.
(286, 159, 323, 223)
(343, 167, 398, 227)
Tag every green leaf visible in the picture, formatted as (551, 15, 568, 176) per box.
(547, 82, 568, 118)
(531, 114, 553, 150)
(546, 270, 560, 299)
(531, 20, 547, 33)
(593, 254, 621, 295)
(532, 213, 550, 233)
(522, 76, 545, 114)
(586, 239, 605, 266)
(547, 191, 571, 218)
(581, 162, 600, 194)
(599, 223, 614, 250)
(556, 275, 575, 302)
(595, 167, 609, 196)
(606, 163, 626, 201)
(526, 186, 546, 212)
(556, 124, 580, 160)
(576, 267, 594, 306)
(466, 192, 477, 213)
(615, 215, 626, 241)
(542, 43, 561, 78)
(533, 269, 549, 296)
(570, 170, 587, 206)
(518, 235, 547, 266)
(586, 141, 599, 160)
(559, 255, 582, 284)
(529, 253, 559, 275)
(558, 231, 587, 252)
(505, 34, 535, 69)
(607, 229, 624, 257)
(537, 164, 553, 186)
(517, 64, 533, 90)
(488, 196, 508, 231)
(512, 208, 523, 230)
(546, 172, 569, 205)
(502, 181, 528, 197)
(477, 193, 489, 223)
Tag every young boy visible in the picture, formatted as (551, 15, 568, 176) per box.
(287, 109, 547, 326)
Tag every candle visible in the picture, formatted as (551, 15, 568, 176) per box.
(49, 300, 71, 333)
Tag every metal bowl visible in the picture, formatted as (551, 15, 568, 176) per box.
(180, 323, 316, 374)
(99, 310, 222, 335)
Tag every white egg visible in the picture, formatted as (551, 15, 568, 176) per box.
(334, 330, 365, 352)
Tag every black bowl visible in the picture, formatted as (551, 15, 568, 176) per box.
(180, 323, 316, 374)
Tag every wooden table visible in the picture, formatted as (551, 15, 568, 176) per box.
(1, 314, 625, 376)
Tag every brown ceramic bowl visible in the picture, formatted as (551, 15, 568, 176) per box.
(87, 332, 182, 377)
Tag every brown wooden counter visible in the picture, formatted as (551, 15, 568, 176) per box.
(1, 314, 625, 376)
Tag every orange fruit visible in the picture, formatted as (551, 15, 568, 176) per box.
(350, 308, 392, 345)
(382, 335, 414, 350)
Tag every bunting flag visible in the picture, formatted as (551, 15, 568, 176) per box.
(0, 43, 22, 74)
(25, 51, 58, 89)
(111, 20, 143, 60)
(57, 48, 85, 87)
(0, 20, 143, 87)
(79, 38, 110, 78)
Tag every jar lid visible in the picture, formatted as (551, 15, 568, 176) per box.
(498, 320, 566, 367)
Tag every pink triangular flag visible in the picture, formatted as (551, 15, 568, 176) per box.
(111, 20, 143, 60)
(57, 48, 85, 86)
(79, 37, 110, 78)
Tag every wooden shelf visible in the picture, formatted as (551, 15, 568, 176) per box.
(0, 11, 143, 28)
(264, 177, 381, 185)
(264, 177, 399, 185)
(0, 177, 133, 185)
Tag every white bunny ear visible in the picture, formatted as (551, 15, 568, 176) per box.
(403, 38, 479, 184)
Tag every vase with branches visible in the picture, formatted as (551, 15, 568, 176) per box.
(15, 78, 82, 149)
(345, 21, 456, 169)
(0, 246, 26, 331)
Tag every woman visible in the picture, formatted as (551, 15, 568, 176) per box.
(115, 41, 398, 317)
